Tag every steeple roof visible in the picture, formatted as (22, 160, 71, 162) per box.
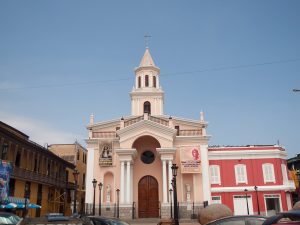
(139, 47, 156, 67)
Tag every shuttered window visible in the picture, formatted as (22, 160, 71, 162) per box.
(210, 165, 221, 184)
(235, 164, 248, 184)
(263, 163, 275, 183)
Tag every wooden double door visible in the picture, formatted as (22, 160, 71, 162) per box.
(138, 175, 159, 218)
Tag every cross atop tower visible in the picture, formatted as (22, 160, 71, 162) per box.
(144, 33, 152, 48)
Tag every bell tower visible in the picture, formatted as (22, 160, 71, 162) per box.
(130, 47, 164, 116)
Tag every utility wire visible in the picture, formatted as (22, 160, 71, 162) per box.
(1, 57, 299, 91)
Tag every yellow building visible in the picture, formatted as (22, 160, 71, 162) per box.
(0, 121, 75, 217)
(49, 143, 87, 214)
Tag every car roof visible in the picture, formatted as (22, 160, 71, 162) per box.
(207, 215, 267, 224)
(0, 212, 19, 216)
(262, 210, 300, 225)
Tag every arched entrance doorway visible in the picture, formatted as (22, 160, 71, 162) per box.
(138, 175, 159, 218)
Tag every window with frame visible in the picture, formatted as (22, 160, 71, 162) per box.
(9, 178, 15, 196)
(263, 163, 275, 183)
(211, 196, 222, 204)
(210, 165, 221, 184)
(1, 143, 8, 160)
(281, 164, 288, 183)
(15, 151, 21, 168)
(235, 164, 248, 184)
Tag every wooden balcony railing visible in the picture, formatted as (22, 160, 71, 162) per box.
(12, 167, 67, 189)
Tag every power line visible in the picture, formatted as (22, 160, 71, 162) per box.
(1, 57, 299, 91)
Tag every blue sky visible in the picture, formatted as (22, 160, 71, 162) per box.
(0, 1, 299, 157)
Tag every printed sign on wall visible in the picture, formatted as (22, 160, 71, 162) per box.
(99, 142, 113, 166)
(0, 160, 12, 203)
(180, 147, 201, 173)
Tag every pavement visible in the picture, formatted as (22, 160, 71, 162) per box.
(23, 217, 200, 225)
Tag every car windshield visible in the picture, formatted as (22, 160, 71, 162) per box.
(90, 217, 129, 225)
(107, 220, 130, 225)
(0, 214, 21, 225)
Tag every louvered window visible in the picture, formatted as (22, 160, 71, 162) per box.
(235, 164, 248, 184)
(210, 165, 221, 184)
(263, 163, 275, 183)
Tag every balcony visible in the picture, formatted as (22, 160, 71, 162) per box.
(12, 167, 67, 189)
(92, 131, 117, 138)
(178, 129, 202, 136)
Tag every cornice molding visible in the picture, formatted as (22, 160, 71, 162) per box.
(130, 90, 164, 97)
(115, 148, 137, 162)
(85, 139, 99, 145)
(157, 147, 176, 161)
(117, 119, 176, 142)
(208, 149, 287, 160)
(211, 184, 295, 193)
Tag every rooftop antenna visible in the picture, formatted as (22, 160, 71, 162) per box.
(144, 33, 152, 48)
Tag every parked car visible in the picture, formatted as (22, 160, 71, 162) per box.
(82, 216, 130, 225)
(206, 215, 267, 225)
(262, 210, 300, 225)
(47, 213, 69, 222)
(0, 212, 23, 225)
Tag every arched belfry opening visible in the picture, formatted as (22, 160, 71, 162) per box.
(144, 101, 151, 114)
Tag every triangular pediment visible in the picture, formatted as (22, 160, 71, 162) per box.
(117, 119, 176, 144)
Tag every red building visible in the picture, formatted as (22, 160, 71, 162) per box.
(208, 145, 295, 216)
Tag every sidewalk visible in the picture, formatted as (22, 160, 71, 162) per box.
(23, 217, 200, 225)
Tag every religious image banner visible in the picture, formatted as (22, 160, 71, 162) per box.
(99, 142, 113, 166)
(180, 147, 201, 173)
(0, 160, 12, 203)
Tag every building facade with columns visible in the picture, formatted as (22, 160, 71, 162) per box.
(85, 47, 210, 218)
(84, 48, 294, 218)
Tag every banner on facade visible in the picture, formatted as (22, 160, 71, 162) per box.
(0, 160, 12, 203)
(99, 142, 113, 166)
(180, 147, 201, 173)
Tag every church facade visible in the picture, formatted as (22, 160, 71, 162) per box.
(85, 48, 294, 218)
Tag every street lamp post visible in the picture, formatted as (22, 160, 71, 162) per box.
(171, 164, 179, 225)
(92, 179, 97, 215)
(23, 184, 30, 218)
(98, 182, 103, 216)
(116, 189, 120, 218)
(169, 188, 173, 219)
(254, 186, 260, 215)
(244, 189, 249, 215)
(73, 169, 80, 214)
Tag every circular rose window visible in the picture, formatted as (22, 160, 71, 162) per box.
(141, 150, 155, 164)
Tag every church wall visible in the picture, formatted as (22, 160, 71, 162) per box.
(120, 133, 173, 149)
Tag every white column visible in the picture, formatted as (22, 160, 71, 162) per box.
(162, 160, 167, 203)
(126, 161, 131, 203)
(200, 145, 211, 203)
(131, 163, 134, 203)
(120, 161, 125, 203)
(85, 147, 95, 204)
(168, 160, 173, 203)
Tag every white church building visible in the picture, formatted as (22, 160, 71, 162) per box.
(85, 47, 210, 218)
